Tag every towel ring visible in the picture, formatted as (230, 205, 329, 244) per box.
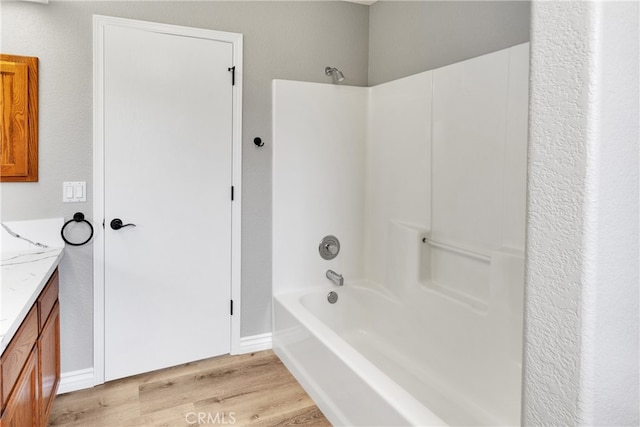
(61, 212, 94, 246)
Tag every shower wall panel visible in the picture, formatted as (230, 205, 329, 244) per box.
(359, 43, 529, 423)
(273, 43, 528, 307)
(431, 49, 510, 252)
(365, 71, 433, 287)
(502, 43, 529, 250)
(427, 44, 528, 308)
(272, 81, 368, 295)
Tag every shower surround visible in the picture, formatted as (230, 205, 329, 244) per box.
(272, 43, 529, 426)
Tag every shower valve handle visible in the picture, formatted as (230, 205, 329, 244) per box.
(324, 243, 338, 255)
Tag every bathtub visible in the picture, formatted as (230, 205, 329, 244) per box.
(273, 282, 521, 426)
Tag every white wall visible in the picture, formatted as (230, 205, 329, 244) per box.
(272, 81, 368, 294)
(584, 2, 639, 424)
(523, 1, 639, 425)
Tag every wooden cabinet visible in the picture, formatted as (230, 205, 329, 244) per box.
(0, 54, 38, 182)
(0, 269, 60, 427)
(0, 308, 37, 411)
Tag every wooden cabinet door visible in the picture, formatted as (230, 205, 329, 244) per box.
(0, 54, 38, 182)
(0, 349, 39, 427)
(38, 302, 60, 425)
(0, 307, 38, 412)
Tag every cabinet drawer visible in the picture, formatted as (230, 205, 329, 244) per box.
(37, 269, 59, 331)
(1, 306, 38, 411)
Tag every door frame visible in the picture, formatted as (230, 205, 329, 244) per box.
(92, 15, 243, 385)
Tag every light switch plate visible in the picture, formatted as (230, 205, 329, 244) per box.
(63, 181, 86, 203)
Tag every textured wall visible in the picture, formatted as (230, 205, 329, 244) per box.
(523, 2, 590, 423)
(368, 1, 530, 86)
(0, 0, 369, 373)
(524, 1, 639, 425)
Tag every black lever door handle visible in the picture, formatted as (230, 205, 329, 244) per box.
(110, 218, 136, 230)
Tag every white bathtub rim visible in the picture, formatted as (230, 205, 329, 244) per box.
(274, 293, 444, 426)
(274, 286, 448, 426)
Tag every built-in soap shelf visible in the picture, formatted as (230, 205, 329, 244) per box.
(419, 236, 524, 314)
(418, 234, 490, 306)
(381, 225, 522, 313)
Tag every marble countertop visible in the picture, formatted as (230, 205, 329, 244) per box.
(1, 218, 65, 354)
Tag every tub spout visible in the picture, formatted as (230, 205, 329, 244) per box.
(326, 269, 344, 286)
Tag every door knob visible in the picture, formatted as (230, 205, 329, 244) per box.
(110, 218, 136, 230)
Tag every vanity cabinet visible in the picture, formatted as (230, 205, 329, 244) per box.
(0, 269, 60, 427)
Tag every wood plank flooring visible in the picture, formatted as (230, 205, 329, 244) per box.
(49, 350, 330, 427)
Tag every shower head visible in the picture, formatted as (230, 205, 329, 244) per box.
(325, 66, 345, 83)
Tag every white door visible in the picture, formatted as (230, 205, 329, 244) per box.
(99, 18, 236, 381)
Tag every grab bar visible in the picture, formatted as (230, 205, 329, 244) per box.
(421, 236, 490, 262)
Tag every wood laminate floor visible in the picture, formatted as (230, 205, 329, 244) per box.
(49, 350, 330, 427)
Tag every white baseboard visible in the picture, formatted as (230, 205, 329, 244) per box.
(57, 368, 95, 394)
(238, 332, 272, 354)
(57, 335, 271, 394)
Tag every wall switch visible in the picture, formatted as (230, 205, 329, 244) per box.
(63, 181, 86, 203)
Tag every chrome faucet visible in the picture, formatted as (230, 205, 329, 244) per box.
(326, 269, 344, 286)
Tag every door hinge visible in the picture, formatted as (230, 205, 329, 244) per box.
(228, 66, 235, 86)
(230, 300, 234, 316)
(231, 186, 235, 201)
